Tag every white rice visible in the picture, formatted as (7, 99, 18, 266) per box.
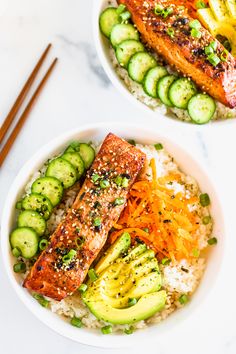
(106, 0, 236, 123)
(18, 142, 213, 333)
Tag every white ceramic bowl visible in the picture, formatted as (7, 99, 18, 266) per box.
(1, 122, 225, 348)
(93, 0, 235, 128)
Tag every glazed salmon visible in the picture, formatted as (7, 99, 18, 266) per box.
(118, 0, 236, 108)
(24, 133, 146, 301)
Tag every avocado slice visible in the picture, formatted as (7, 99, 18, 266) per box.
(83, 236, 166, 324)
(95, 232, 131, 274)
(84, 291, 166, 325)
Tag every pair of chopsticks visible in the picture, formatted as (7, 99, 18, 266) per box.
(0, 44, 58, 168)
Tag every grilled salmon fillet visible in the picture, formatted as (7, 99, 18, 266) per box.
(118, 0, 236, 108)
(24, 133, 146, 301)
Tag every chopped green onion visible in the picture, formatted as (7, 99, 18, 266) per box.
(189, 19, 201, 30)
(205, 45, 214, 56)
(143, 228, 149, 233)
(78, 284, 88, 293)
(195, 0, 207, 9)
(93, 217, 101, 226)
(91, 173, 100, 183)
(179, 294, 189, 305)
(203, 215, 211, 225)
(161, 257, 171, 266)
(114, 197, 125, 206)
(191, 28, 201, 38)
(223, 40, 231, 52)
(192, 248, 200, 258)
(208, 53, 220, 66)
(100, 179, 110, 189)
(167, 27, 175, 38)
(119, 11, 131, 22)
(154, 4, 164, 14)
(39, 239, 48, 251)
(162, 6, 173, 18)
(101, 325, 113, 334)
(15, 201, 22, 210)
(75, 235, 85, 248)
(128, 139, 136, 146)
(115, 175, 122, 186)
(71, 316, 82, 328)
(62, 249, 77, 264)
(13, 262, 26, 273)
(122, 177, 129, 188)
(116, 4, 126, 15)
(220, 49, 228, 62)
(154, 143, 163, 150)
(207, 237, 217, 245)
(200, 193, 210, 207)
(88, 268, 98, 282)
(128, 297, 137, 307)
(33, 293, 49, 308)
(210, 41, 218, 51)
(12, 247, 21, 258)
(124, 326, 134, 335)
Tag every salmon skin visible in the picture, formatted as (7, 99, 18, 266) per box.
(24, 133, 146, 301)
(118, 0, 236, 108)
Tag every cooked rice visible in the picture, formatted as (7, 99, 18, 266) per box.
(16, 141, 213, 333)
(106, 0, 236, 123)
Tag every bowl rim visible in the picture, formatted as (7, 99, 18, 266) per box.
(92, 0, 236, 129)
(1, 121, 226, 348)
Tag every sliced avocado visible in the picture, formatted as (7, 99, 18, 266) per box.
(95, 232, 131, 274)
(84, 291, 166, 325)
(83, 236, 166, 324)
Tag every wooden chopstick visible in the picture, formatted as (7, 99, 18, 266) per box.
(0, 57, 58, 168)
(0, 43, 52, 144)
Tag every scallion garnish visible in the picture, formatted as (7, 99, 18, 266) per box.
(91, 173, 100, 183)
(13, 262, 26, 273)
(161, 257, 171, 266)
(203, 215, 211, 225)
(88, 268, 98, 282)
(192, 248, 200, 258)
(71, 316, 82, 328)
(12, 247, 21, 258)
(78, 284, 88, 293)
(179, 294, 189, 305)
(200, 193, 210, 207)
(114, 197, 125, 206)
(122, 177, 129, 188)
(124, 326, 134, 335)
(167, 27, 175, 38)
(33, 293, 49, 308)
(195, 0, 207, 9)
(93, 217, 101, 226)
(191, 28, 201, 38)
(154, 143, 163, 150)
(39, 239, 48, 251)
(119, 11, 131, 23)
(189, 19, 201, 30)
(128, 139, 136, 146)
(220, 49, 229, 62)
(207, 237, 217, 245)
(128, 297, 137, 307)
(100, 179, 110, 189)
(101, 325, 113, 334)
(62, 249, 77, 264)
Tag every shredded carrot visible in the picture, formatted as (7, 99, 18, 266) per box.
(110, 159, 201, 261)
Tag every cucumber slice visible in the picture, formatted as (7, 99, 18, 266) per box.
(187, 93, 216, 124)
(79, 144, 95, 169)
(157, 75, 176, 107)
(62, 152, 85, 180)
(46, 157, 77, 189)
(116, 39, 144, 68)
(128, 52, 157, 83)
(99, 7, 120, 38)
(22, 193, 53, 220)
(18, 210, 46, 236)
(10, 227, 38, 259)
(143, 66, 168, 98)
(110, 24, 139, 47)
(169, 78, 197, 109)
(31, 176, 63, 207)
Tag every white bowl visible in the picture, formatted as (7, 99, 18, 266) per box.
(93, 0, 235, 128)
(1, 122, 225, 348)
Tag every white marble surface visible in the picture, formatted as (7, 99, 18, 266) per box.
(0, 0, 236, 353)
